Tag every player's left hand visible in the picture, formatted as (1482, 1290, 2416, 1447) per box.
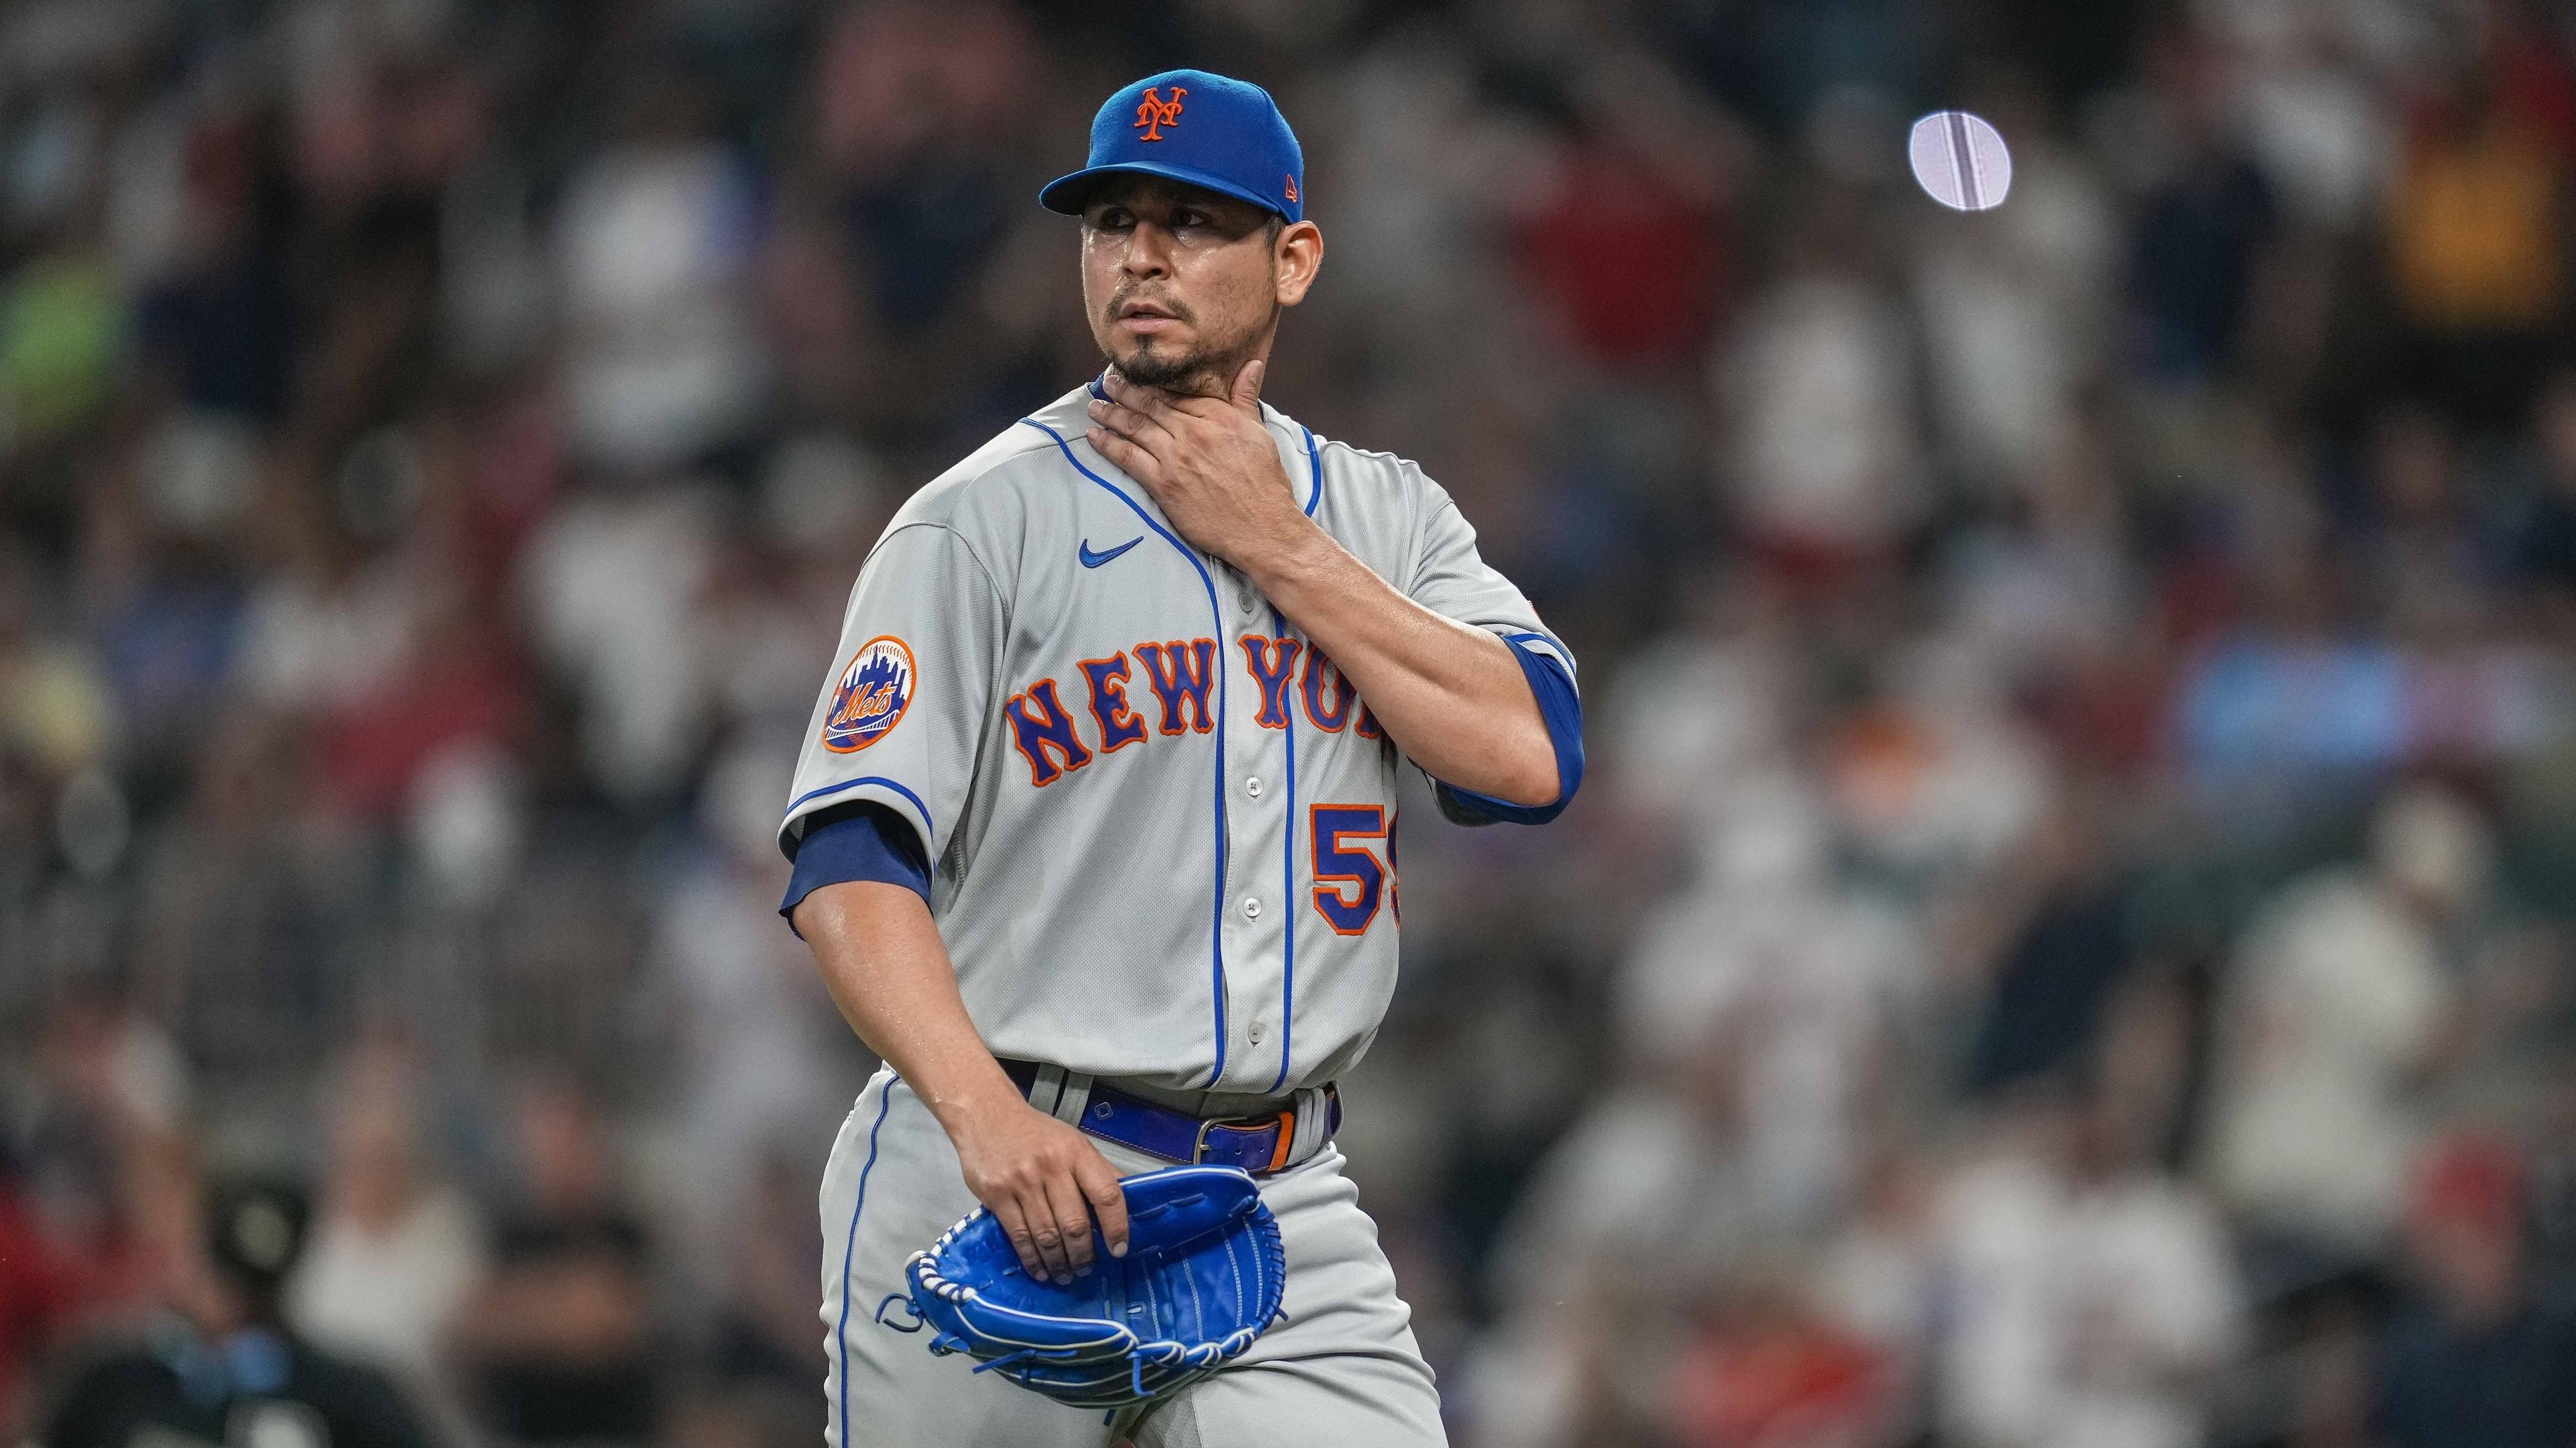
(1088, 363, 1311, 571)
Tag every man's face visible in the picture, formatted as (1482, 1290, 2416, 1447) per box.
(1079, 178, 1290, 394)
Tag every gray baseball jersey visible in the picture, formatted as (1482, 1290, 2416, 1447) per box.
(780, 378, 1575, 1095)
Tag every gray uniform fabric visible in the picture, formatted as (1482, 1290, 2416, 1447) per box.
(781, 380, 1574, 1096)
(822, 1068, 1444, 1447)
(792, 381, 1571, 1444)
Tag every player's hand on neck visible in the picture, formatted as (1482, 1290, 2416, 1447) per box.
(1088, 361, 1325, 579)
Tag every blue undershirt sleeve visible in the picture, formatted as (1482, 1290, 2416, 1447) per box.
(1432, 634, 1585, 826)
(779, 801, 932, 934)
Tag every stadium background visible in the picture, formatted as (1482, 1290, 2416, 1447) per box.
(5, 0, 2576, 1444)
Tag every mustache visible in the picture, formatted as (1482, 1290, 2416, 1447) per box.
(1106, 288, 1194, 323)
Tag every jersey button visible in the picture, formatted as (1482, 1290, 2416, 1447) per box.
(1245, 776, 1263, 798)
(1242, 896, 1263, 921)
(1238, 592, 1255, 614)
(1248, 1021, 1265, 1044)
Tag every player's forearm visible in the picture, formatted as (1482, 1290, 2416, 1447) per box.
(793, 881, 1025, 1133)
(1246, 523, 1560, 805)
(795, 879, 1131, 1279)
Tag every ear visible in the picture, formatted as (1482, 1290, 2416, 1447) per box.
(1275, 221, 1324, 308)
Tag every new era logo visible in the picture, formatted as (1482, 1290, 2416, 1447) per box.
(1134, 87, 1186, 142)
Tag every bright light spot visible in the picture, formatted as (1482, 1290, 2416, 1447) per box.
(1909, 110, 2012, 212)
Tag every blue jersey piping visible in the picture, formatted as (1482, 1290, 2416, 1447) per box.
(835, 1079, 896, 1445)
(784, 775, 934, 839)
(1267, 603, 1299, 1095)
(1299, 425, 1322, 516)
(1022, 414, 1233, 1088)
(1266, 430, 1322, 1093)
(1501, 628, 1574, 661)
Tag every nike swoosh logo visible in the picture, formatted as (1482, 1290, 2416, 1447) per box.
(1079, 537, 1143, 568)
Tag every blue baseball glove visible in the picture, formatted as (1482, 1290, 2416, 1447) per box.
(879, 1164, 1287, 1410)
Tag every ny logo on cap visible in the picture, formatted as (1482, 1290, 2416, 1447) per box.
(1134, 87, 1186, 142)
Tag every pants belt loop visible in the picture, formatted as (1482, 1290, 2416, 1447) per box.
(1053, 1071, 1094, 1128)
(1030, 1063, 1065, 1115)
(1287, 1085, 1330, 1164)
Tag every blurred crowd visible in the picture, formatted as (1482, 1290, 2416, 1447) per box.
(5, 0, 2576, 1445)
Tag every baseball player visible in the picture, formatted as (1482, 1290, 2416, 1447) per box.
(780, 68, 1583, 1446)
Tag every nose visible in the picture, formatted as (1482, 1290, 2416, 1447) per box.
(1122, 221, 1175, 280)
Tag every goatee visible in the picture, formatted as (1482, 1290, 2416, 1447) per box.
(1108, 340, 1250, 397)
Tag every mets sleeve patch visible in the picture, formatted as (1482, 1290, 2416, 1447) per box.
(821, 636, 916, 753)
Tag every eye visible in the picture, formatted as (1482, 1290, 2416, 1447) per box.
(1090, 206, 1136, 231)
(1173, 209, 1210, 230)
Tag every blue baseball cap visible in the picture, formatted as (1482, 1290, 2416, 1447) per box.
(1040, 69, 1305, 223)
